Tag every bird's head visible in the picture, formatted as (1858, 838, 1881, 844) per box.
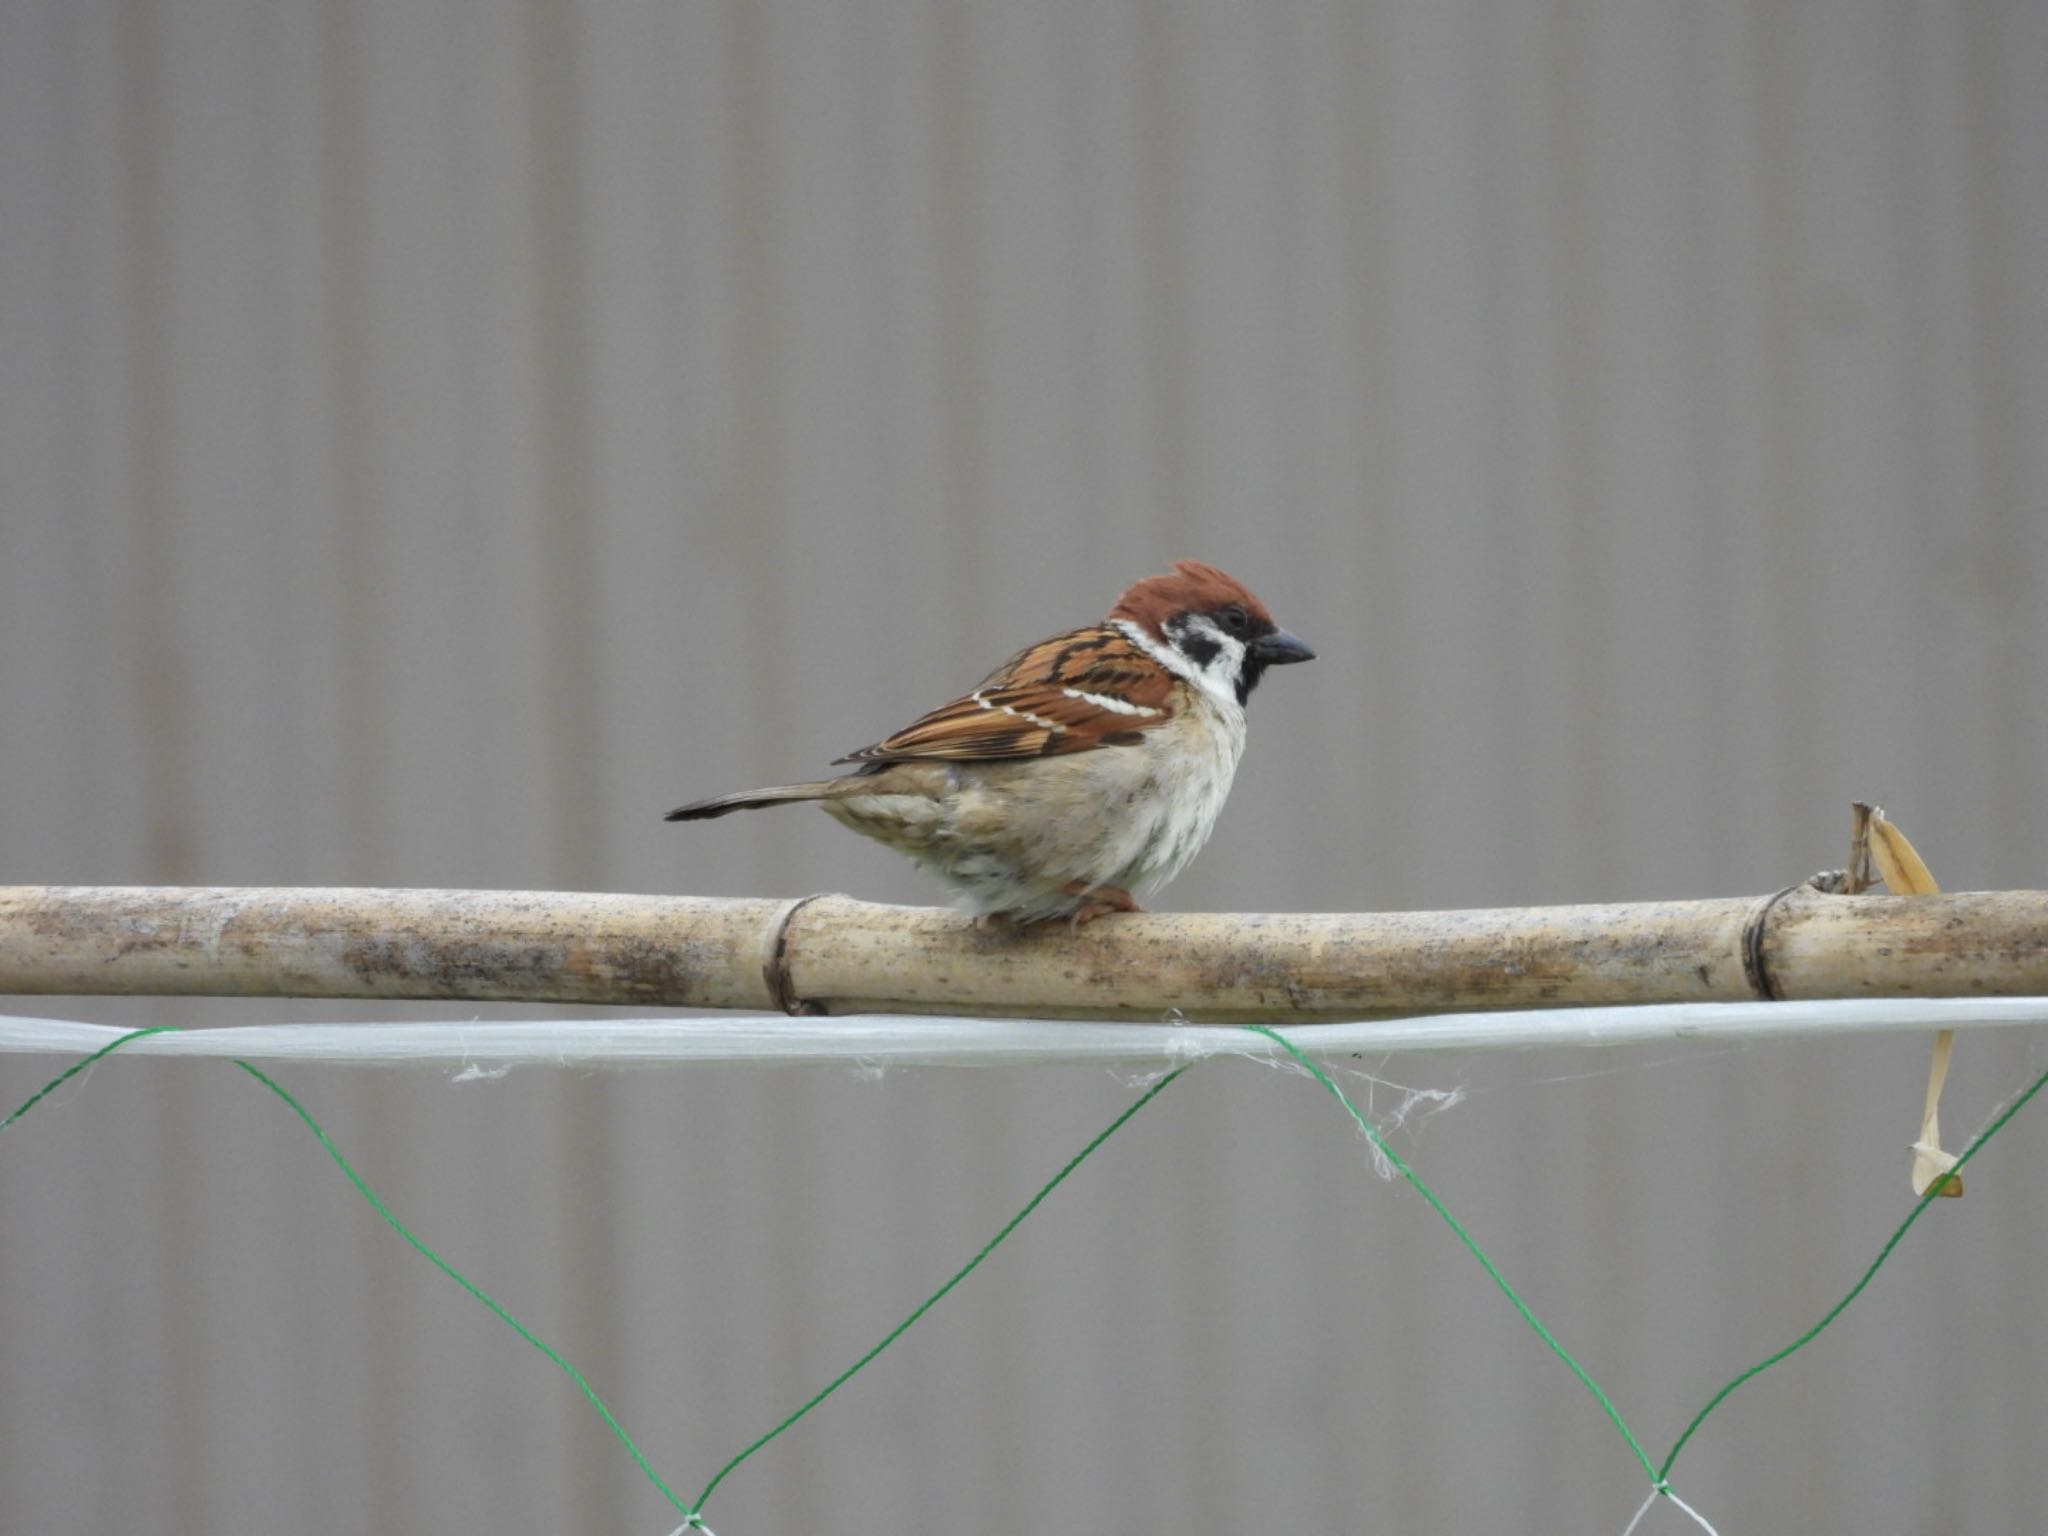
(1108, 560, 1315, 706)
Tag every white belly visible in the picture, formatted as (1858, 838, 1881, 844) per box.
(825, 691, 1246, 919)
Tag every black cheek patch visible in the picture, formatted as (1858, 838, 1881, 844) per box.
(1178, 634, 1221, 669)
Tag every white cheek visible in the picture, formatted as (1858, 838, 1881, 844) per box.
(1179, 619, 1248, 709)
(1198, 640, 1246, 702)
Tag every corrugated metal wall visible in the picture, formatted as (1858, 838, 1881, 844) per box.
(3, 3, 2046, 1531)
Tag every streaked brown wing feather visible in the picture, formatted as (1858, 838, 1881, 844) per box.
(834, 624, 1179, 764)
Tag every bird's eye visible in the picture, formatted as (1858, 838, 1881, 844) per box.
(1219, 604, 1250, 634)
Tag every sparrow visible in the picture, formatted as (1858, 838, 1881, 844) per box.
(666, 560, 1314, 924)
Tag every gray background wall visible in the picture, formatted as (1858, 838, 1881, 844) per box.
(3, 2, 2046, 1532)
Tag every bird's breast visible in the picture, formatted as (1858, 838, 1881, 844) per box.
(1119, 692, 1245, 889)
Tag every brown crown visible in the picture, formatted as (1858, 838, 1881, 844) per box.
(1107, 560, 1273, 636)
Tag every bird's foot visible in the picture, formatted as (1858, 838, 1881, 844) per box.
(1066, 885, 1143, 926)
(973, 887, 1144, 930)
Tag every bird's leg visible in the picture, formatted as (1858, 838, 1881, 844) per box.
(1066, 883, 1143, 926)
(976, 886, 1143, 929)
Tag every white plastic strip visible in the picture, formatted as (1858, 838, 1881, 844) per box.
(1, 997, 2046, 1069)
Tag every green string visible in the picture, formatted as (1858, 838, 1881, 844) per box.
(0, 1026, 178, 1133)
(1245, 1025, 2048, 1499)
(686, 1064, 1189, 1517)
(1, 1028, 1187, 1526)
(1658, 1058, 2048, 1479)
(1242, 1024, 1661, 1482)
(9, 1018, 2048, 1524)
(0, 1032, 692, 1518)
(225, 1060, 695, 1521)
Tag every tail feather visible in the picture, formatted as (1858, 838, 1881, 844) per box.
(664, 782, 837, 822)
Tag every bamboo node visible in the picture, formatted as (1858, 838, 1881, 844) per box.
(763, 893, 830, 1016)
(1741, 882, 1802, 1000)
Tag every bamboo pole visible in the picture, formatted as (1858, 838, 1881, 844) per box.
(3, 882, 2047, 1022)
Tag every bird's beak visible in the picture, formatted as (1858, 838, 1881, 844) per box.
(1251, 629, 1315, 665)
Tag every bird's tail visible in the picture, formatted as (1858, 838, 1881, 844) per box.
(664, 782, 838, 821)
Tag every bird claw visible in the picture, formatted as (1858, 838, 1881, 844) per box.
(971, 887, 1144, 930)
(1067, 887, 1143, 927)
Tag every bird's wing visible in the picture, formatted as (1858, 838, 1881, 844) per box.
(834, 624, 1180, 764)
